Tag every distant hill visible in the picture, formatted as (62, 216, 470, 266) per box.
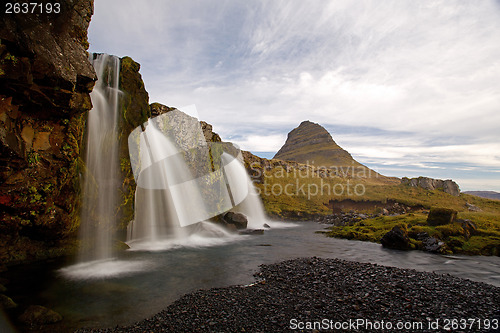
(463, 191, 500, 201)
(273, 120, 389, 181)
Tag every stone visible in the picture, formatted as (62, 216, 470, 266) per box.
(422, 237, 445, 253)
(32, 132, 51, 150)
(239, 229, 264, 235)
(401, 177, 460, 196)
(427, 208, 457, 226)
(18, 305, 62, 325)
(380, 225, 411, 250)
(0, 0, 96, 265)
(458, 219, 477, 239)
(225, 223, 238, 233)
(21, 126, 35, 148)
(465, 203, 481, 212)
(223, 212, 248, 230)
(0, 294, 17, 309)
(263, 223, 271, 229)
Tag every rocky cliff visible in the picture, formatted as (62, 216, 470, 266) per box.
(0, 0, 96, 265)
(116, 57, 150, 231)
(401, 177, 460, 196)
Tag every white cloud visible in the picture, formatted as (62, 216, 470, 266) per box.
(88, 0, 500, 190)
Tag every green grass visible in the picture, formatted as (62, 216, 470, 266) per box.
(325, 212, 500, 256)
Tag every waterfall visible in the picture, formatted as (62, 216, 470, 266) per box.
(126, 110, 270, 250)
(78, 53, 121, 262)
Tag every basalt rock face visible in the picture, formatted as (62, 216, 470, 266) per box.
(0, 0, 96, 264)
(116, 57, 150, 231)
(401, 177, 460, 196)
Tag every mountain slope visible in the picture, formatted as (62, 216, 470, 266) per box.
(273, 121, 358, 167)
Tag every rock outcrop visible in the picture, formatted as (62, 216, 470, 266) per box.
(380, 225, 411, 250)
(115, 57, 151, 231)
(223, 212, 248, 230)
(0, 0, 96, 264)
(401, 177, 460, 196)
(427, 207, 457, 226)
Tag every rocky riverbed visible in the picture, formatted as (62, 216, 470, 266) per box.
(77, 257, 500, 332)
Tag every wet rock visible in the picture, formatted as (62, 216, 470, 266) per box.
(263, 223, 271, 229)
(422, 237, 445, 253)
(0, 0, 96, 265)
(18, 305, 62, 325)
(380, 225, 411, 250)
(0, 294, 17, 309)
(427, 208, 457, 226)
(223, 212, 248, 230)
(239, 229, 264, 235)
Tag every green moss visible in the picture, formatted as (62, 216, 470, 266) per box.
(325, 211, 500, 256)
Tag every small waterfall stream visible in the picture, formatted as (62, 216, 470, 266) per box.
(65, 56, 270, 277)
(78, 53, 121, 262)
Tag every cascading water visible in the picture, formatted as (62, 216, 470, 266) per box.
(78, 53, 121, 262)
(126, 110, 271, 250)
(220, 153, 267, 229)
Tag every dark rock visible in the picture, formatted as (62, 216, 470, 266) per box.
(223, 212, 248, 230)
(225, 223, 238, 233)
(115, 57, 151, 230)
(263, 223, 271, 229)
(422, 237, 445, 253)
(239, 229, 264, 235)
(0, 0, 95, 265)
(0, 294, 16, 309)
(18, 305, 62, 325)
(380, 225, 411, 250)
(413, 232, 430, 241)
(427, 208, 457, 226)
(0, 284, 6, 293)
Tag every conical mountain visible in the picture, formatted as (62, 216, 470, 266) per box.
(273, 120, 366, 169)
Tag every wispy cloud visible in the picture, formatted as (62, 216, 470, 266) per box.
(88, 0, 500, 190)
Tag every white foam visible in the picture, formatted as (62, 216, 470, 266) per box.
(127, 221, 244, 252)
(59, 259, 155, 280)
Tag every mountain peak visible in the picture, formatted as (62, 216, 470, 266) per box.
(273, 121, 357, 167)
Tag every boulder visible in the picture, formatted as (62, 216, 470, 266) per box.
(0, 294, 17, 309)
(465, 203, 481, 212)
(458, 219, 477, 239)
(239, 229, 264, 235)
(422, 237, 445, 253)
(223, 212, 248, 230)
(380, 225, 411, 250)
(18, 305, 62, 325)
(427, 208, 457, 226)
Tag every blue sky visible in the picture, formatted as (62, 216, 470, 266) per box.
(88, 0, 500, 191)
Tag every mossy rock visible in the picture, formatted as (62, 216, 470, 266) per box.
(427, 207, 457, 226)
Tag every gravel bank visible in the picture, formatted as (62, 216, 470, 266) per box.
(78, 257, 500, 332)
